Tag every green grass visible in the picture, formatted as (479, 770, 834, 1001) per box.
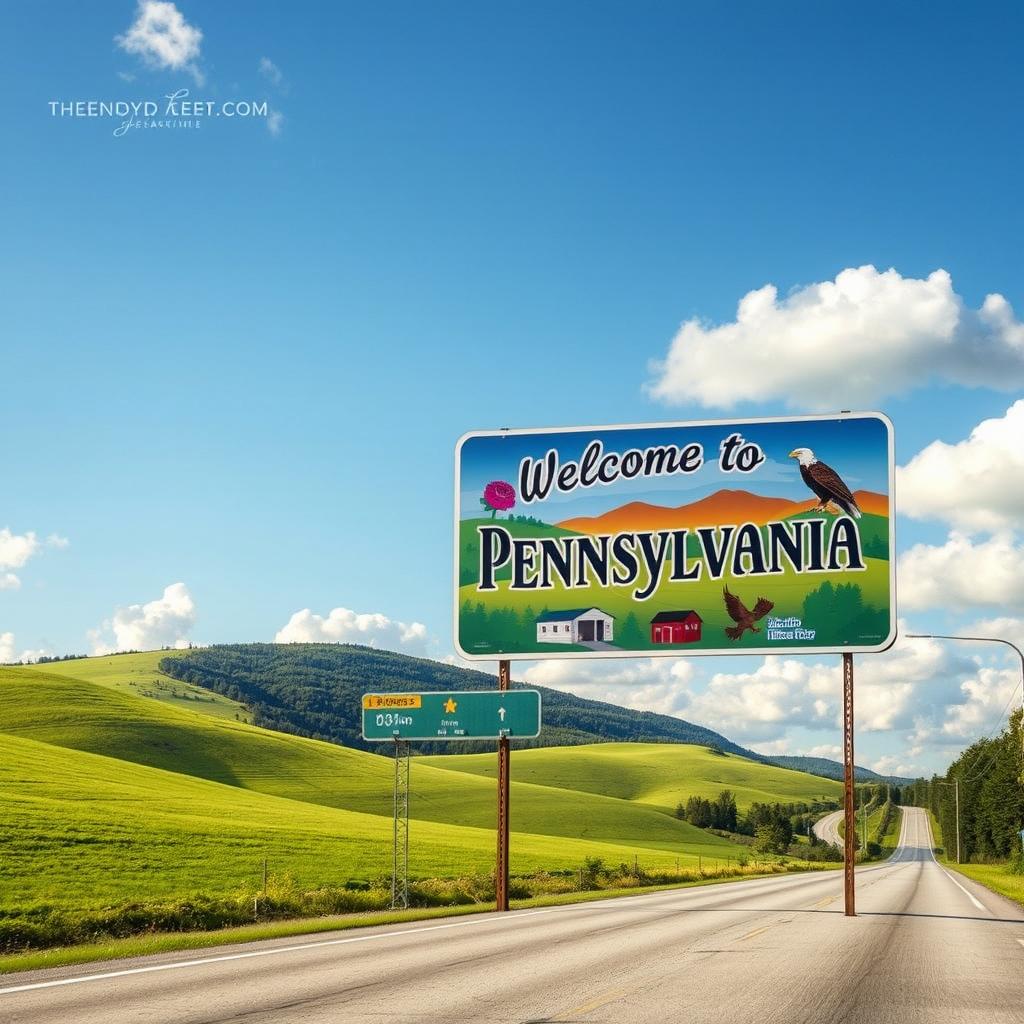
(1, 730, 746, 915)
(0, 667, 733, 856)
(24, 652, 248, 722)
(0, 864, 833, 975)
(420, 742, 841, 812)
(948, 863, 1024, 908)
(0, 655, 843, 955)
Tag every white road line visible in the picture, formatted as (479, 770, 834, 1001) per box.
(941, 868, 986, 911)
(0, 910, 563, 997)
(0, 873, 838, 998)
(1016, 938, 1024, 948)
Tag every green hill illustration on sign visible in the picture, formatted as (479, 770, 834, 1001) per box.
(455, 414, 894, 659)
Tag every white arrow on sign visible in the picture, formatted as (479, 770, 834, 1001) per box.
(498, 707, 507, 721)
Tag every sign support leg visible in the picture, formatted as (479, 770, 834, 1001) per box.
(497, 659, 510, 912)
(843, 652, 856, 917)
(391, 738, 410, 910)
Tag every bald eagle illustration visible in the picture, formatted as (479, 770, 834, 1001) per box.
(723, 587, 774, 641)
(788, 448, 862, 519)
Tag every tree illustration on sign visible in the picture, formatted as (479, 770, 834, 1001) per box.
(481, 480, 516, 518)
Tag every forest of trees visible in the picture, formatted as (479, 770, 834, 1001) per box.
(159, 643, 758, 756)
(902, 709, 1024, 864)
(675, 790, 843, 855)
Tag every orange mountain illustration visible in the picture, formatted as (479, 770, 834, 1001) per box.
(556, 488, 887, 535)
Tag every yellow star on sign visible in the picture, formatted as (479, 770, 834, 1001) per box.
(442, 697, 458, 714)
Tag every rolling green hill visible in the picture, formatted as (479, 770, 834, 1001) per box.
(2, 730, 722, 914)
(156, 644, 903, 782)
(421, 742, 840, 812)
(0, 667, 733, 851)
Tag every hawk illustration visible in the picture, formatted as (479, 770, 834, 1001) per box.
(723, 587, 774, 641)
(788, 448, 862, 519)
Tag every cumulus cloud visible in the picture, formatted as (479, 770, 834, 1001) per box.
(90, 582, 197, 654)
(275, 606, 429, 653)
(872, 754, 922, 777)
(0, 573, 20, 590)
(116, 1, 203, 82)
(940, 666, 1021, 740)
(46, 534, 70, 549)
(898, 533, 1024, 611)
(898, 401, 1024, 532)
(804, 743, 842, 759)
(520, 657, 695, 717)
(0, 529, 40, 570)
(647, 266, 1024, 410)
(0, 632, 49, 664)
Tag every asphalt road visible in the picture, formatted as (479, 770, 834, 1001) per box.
(3, 808, 1023, 1023)
(814, 808, 844, 846)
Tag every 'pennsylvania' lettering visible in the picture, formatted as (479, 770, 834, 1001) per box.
(477, 518, 865, 601)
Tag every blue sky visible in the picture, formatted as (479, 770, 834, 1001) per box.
(2, 1, 1023, 776)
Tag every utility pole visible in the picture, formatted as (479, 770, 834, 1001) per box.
(843, 652, 856, 916)
(496, 659, 510, 912)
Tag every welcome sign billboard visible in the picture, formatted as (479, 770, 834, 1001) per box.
(454, 413, 895, 660)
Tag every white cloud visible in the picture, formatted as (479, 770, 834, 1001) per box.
(872, 754, 921, 777)
(46, 534, 70, 549)
(90, 582, 197, 654)
(116, 2, 203, 82)
(259, 57, 283, 86)
(0, 632, 49, 664)
(898, 533, 1024, 611)
(266, 109, 284, 137)
(0, 573, 21, 590)
(898, 401, 1024, 532)
(0, 529, 40, 570)
(804, 744, 842, 759)
(520, 657, 695, 717)
(647, 266, 1024, 410)
(940, 666, 1020, 740)
(275, 606, 429, 653)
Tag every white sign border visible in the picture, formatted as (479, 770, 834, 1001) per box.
(453, 410, 897, 661)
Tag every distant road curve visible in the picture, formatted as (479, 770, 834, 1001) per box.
(813, 808, 844, 847)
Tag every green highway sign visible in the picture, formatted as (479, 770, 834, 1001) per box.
(361, 689, 541, 741)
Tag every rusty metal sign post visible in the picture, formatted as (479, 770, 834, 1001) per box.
(496, 659, 511, 911)
(843, 652, 856, 917)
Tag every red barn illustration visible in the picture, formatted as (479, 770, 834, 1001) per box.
(650, 610, 703, 645)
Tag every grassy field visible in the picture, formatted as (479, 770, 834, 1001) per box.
(421, 742, 841, 812)
(0, 653, 843, 952)
(24, 652, 248, 722)
(2, 729, 750, 914)
(0, 667, 734, 854)
(949, 864, 1024, 908)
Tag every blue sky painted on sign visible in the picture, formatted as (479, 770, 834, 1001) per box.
(3, 2, 1024, 776)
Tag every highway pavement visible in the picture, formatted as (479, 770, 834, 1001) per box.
(3, 808, 1023, 1023)
(814, 808, 844, 846)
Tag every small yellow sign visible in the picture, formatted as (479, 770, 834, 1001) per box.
(362, 694, 423, 710)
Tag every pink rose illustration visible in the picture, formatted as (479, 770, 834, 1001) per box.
(481, 480, 516, 518)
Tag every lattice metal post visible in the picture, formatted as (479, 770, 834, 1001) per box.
(391, 738, 410, 910)
(496, 660, 511, 912)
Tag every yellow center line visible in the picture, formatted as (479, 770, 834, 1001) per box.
(738, 924, 772, 941)
(552, 987, 631, 1020)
